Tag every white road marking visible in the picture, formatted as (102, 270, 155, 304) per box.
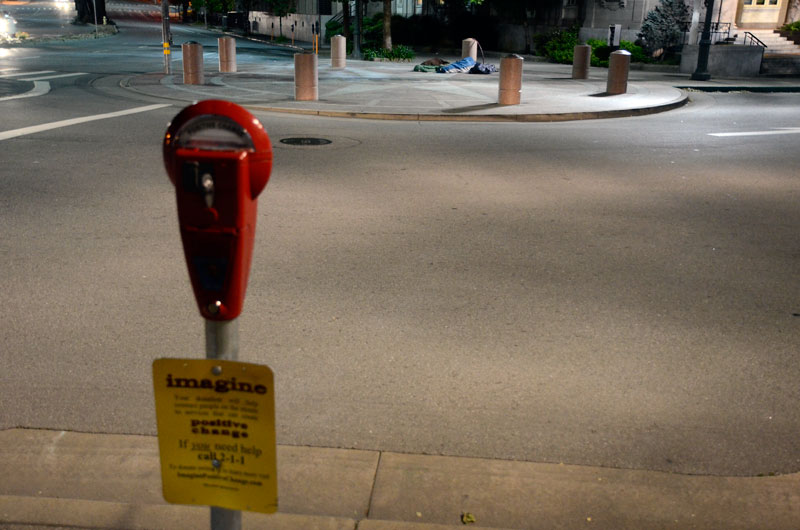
(0, 80, 50, 101)
(18, 72, 87, 81)
(709, 128, 800, 137)
(0, 104, 171, 141)
(0, 70, 55, 78)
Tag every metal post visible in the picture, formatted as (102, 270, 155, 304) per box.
(206, 319, 239, 363)
(91, 0, 98, 39)
(206, 318, 241, 530)
(161, 0, 172, 74)
(211, 506, 242, 530)
(352, 0, 362, 59)
(691, 0, 715, 81)
(317, 1, 322, 52)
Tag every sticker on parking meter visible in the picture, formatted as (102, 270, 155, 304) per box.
(152, 358, 277, 513)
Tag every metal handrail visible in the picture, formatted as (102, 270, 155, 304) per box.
(683, 23, 732, 45)
(743, 31, 768, 47)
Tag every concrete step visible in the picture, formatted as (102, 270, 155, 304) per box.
(741, 30, 800, 52)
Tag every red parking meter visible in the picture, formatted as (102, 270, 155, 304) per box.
(163, 100, 272, 321)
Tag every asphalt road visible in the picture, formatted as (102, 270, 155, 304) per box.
(1, 9, 799, 479)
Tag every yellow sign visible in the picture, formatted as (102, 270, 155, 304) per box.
(152, 358, 277, 513)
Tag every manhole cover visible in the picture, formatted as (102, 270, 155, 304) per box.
(280, 137, 332, 146)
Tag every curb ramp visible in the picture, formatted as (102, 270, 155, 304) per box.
(2, 429, 800, 529)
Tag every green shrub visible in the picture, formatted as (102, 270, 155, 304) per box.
(780, 20, 800, 32)
(542, 26, 579, 64)
(325, 13, 383, 49)
(362, 44, 415, 61)
(621, 40, 649, 63)
(587, 38, 610, 66)
(587, 38, 649, 67)
(325, 18, 343, 41)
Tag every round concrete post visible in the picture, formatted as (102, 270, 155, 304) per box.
(294, 52, 318, 101)
(331, 35, 346, 69)
(572, 44, 591, 79)
(606, 50, 631, 95)
(462, 38, 478, 61)
(182, 41, 204, 85)
(498, 54, 523, 106)
(218, 36, 236, 73)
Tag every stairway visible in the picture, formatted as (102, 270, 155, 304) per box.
(738, 29, 800, 55)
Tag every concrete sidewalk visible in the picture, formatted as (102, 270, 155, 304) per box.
(121, 56, 692, 122)
(110, 35, 800, 121)
(2, 429, 799, 529)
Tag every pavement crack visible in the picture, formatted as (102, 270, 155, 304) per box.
(364, 451, 383, 520)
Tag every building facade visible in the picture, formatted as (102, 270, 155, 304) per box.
(248, 0, 799, 49)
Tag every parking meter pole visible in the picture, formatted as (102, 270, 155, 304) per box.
(211, 504, 242, 530)
(206, 319, 239, 362)
(206, 318, 241, 530)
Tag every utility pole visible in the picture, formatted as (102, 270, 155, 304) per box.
(691, 0, 714, 81)
(161, 0, 172, 74)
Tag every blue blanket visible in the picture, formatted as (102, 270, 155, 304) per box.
(436, 57, 476, 73)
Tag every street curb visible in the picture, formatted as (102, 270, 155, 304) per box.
(245, 92, 690, 122)
(0, 495, 501, 530)
(4, 429, 800, 530)
(678, 85, 800, 92)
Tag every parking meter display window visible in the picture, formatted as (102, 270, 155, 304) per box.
(174, 115, 254, 151)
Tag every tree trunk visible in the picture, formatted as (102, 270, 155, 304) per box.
(342, 0, 351, 42)
(382, 0, 392, 50)
(521, 3, 531, 55)
(74, 0, 108, 24)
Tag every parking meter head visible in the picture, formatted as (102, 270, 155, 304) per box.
(163, 100, 273, 320)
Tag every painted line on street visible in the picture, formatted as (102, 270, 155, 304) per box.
(709, 128, 800, 137)
(0, 80, 50, 101)
(0, 70, 54, 78)
(18, 72, 86, 81)
(0, 104, 171, 141)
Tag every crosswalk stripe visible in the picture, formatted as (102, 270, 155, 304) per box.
(0, 71, 55, 78)
(0, 104, 171, 141)
(19, 72, 87, 81)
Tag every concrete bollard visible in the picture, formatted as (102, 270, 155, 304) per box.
(498, 54, 523, 105)
(572, 44, 591, 80)
(331, 35, 346, 69)
(606, 50, 631, 95)
(462, 38, 478, 62)
(218, 36, 236, 73)
(182, 41, 204, 85)
(294, 52, 318, 101)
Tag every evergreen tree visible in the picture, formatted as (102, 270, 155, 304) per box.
(638, 0, 690, 54)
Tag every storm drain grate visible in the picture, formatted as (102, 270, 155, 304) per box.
(280, 137, 332, 146)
